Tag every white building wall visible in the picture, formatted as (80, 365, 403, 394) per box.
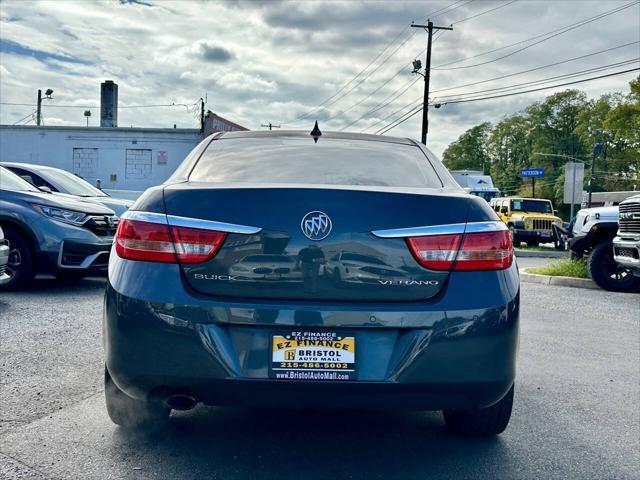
(0, 125, 200, 191)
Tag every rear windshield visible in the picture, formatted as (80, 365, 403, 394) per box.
(189, 137, 442, 188)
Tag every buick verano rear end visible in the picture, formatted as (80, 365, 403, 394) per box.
(104, 130, 519, 436)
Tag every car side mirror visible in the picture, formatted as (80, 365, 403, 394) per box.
(553, 210, 558, 215)
(38, 186, 52, 193)
(500, 207, 508, 214)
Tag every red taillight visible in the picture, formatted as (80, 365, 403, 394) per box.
(454, 230, 513, 271)
(406, 234, 462, 271)
(406, 229, 513, 271)
(115, 219, 226, 264)
(170, 224, 226, 264)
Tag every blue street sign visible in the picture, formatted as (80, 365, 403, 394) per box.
(520, 168, 545, 178)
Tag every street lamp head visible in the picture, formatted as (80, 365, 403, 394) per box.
(411, 59, 422, 73)
(44, 89, 54, 98)
(84, 110, 91, 117)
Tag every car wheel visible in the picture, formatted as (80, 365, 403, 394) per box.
(443, 385, 514, 436)
(104, 367, 170, 429)
(1, 227, 35, 290)
(508, 226, 521, 248)
(588, 241, 640, 292)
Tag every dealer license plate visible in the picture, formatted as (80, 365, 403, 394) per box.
(269, 330, 356, 381)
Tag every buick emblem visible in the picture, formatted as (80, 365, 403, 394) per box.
(301, 211, 332, 241)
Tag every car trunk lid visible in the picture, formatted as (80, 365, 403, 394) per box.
(163, 184, 471, 302)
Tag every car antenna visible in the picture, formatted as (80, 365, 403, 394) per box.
(310, 120, 322, 143)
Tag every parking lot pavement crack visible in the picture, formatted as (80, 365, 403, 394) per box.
(0, 451, 61, 480)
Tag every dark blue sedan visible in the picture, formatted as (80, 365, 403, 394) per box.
(104, 130, 519, 436)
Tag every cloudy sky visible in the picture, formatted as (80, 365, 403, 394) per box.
(0, 0, 638, 156)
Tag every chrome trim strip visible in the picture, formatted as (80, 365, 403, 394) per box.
(371, 221, 506, 238)
(465, 221, 508, 233)
(372, 223, 465, 238)
(121, 211, 168, 224)
(167, 215, 262, 235)
(121, 210, 262, 235)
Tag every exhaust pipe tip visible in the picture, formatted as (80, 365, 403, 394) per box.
(166, 394, 197, 411)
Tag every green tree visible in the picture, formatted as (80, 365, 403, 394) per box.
(486, 114, 532, 197)
(443, 80, 640, 219)
(442, 122, 492, 172)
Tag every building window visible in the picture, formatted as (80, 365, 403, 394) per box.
(72, 148, 99, 180)
(125, 149, 152, 180)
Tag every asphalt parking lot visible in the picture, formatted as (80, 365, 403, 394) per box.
(0, 276, 638, 480)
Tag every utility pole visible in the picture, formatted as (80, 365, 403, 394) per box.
(36, 89, 42, 126)
(588, 143, 601, 207)
(532, 178, 536, 198)
(411, 20, 452, 145)
(261, 122, 281, 131)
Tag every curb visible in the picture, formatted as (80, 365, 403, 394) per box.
(520, 269, 599, 290)
(515, 249, 569, 258)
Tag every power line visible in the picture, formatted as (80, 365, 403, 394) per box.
(436, 67, 639, 105)
(433, 0, 639, 70)
(432, 0, 639, 70)
(376, 67, 639, 134)
(12, 110, 37, 125)
(397, 40, 639, 107)
(360, 3, 639, 131)
(370, 43, 639, 133)
(282, 0, 479, 125)
(432, 58, 639, 102)
(331, 0, 520, 130)
(0, 102, 198, 109)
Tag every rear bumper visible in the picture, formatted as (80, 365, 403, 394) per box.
(105, 256, 520, 411)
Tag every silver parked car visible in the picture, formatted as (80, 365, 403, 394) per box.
(1, 162, 133, 216)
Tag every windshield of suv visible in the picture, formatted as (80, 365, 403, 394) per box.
(190, 137, 443, 188)
(42, 168, 108, 197)
(0, 166, 40, 192)
(511, 199, 552, 213)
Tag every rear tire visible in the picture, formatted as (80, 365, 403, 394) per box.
(104, 367, 170, 430)
(443, 385, 514, 436)
(1, 227, 35, 290)
(588, 241, 640, 292)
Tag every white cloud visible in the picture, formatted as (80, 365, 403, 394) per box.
(0, 0, 638, 155)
